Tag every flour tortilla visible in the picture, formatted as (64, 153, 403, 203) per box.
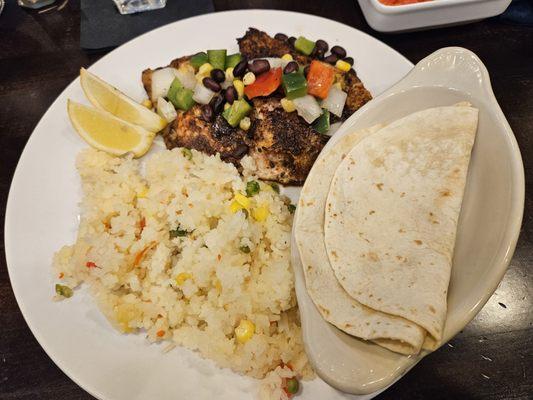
(295, 125, 427, 355)
(324, 104, 478, 345)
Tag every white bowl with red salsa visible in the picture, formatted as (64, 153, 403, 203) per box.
(358, 0, 512, 32)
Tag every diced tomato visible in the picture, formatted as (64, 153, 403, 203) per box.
(156, 330, 165, 337)
(306, 60, 335, 99)
(244, 68, 282, 99)
(86, 261, 98, 269)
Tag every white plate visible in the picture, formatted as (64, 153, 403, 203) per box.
(291, 47, 524, 394)
(4, 10, 413, 400)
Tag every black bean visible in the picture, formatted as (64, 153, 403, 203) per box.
(274, 33, 288, 41)
(209, 94, 225, 114)
(342, 56, 354, 66)
(225, 86, 237, 104)
(324, 54, 339, 65)
(200, 104, 214, 122)
(288, 36, 296, 47)
(304, 65, 310, 77)
(283, 61, 299, 75)
(233, 59, 248, 77)
(202, 77, 221, 92)
(315, 39, 329, 53)
(331, 45, 347, 59)
(249, 59, 270, 75)
(210, 68, 225, 83)
(312, 47, 325, 60)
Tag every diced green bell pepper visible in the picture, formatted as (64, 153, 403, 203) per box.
(190, 52, 208, 69)
(167, 77, 183, 102)
(168, 79, 194, 111)
(222, 99, 252, 127)
(207, 49, 227, 70)
(225, 53, 242, 69)
(313, 109, 330, 134)
(295, 36, 315, 56)
(282, 72, 308, 100)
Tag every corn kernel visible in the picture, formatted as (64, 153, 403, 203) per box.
(137, 186, 149, 198)
(234, 192, 251, 209)
(225, 67, 234, 81)
(243, 72, 256, 86)
(224, 102, 231, 111)
(214, 279, 222, 291)
(252, 204, 270, 222)
(335, 59, 351, 72)
(233, 79, 245, 98)
(333, 82, 342, 90)
(141, 99, 152, 109)
(198, 62, 214, 75)
(239, 116, 251, 131)
(235, 319, 255, 343)
(281, 53, 293, 62)
(280, 98, 296, 113)
(176, 272, 193, 285)
(230, 200, 243, 213)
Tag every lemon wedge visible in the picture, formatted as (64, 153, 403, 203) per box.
(67, 100, 155, 158)
(80, 68, 167, 133)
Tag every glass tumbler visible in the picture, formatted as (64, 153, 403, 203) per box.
(113, 0, 167, 15)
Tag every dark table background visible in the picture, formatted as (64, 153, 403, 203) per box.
(1, 1, 532, 399)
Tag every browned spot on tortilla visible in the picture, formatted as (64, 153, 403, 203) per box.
(361, 253, 366, 258)
(440, 189, 451, 197)
(350, 177, 354, 181)
(307, 265, 312, 271)
(318, 306, 330, 316)
(429, 305, 436, 314)
(375, 183, 384, 191)
(365, 322, 370, 326)
(306, 201, 315, 206)
(331, 250, 338, 259)
(327, 203, 332, 211)
(432, 220, 440, 224)
(376, 321, 381, 325)
(368, 252, 379, 262)
(400, 192, 405, 198)
(369, 294, 373, 298)
(396, 255, 403, 261)
(341, 153, 346, 159)
(414, 240, 423, 245)
(371, 157, 384, 167)
(377, 298, 382, 301)
(404, 324, 411, 328)
(429, 212, 434, 216)
(350, 159, 356, 165)
(398, 228, 405, 233)
(333, 213, 337, 217)
(345, 324, 352, 328)
(369, 210, 375, 215)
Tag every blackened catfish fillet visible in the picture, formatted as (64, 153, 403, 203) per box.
(248, 97, 328, 185)
(237, 28, 310, 65)
(164, 105, 250, 165)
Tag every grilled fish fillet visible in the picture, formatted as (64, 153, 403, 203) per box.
(141, 28, 372, 185)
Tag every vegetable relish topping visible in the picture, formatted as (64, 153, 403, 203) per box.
(153, 34, 353, 135)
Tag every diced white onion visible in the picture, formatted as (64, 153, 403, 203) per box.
(321, 86, 347, 118)
(250, 57, 289, 69)
(174, 69, 196, 90)
(293, 95, 322, 124)
(192, 83, 215, 105)
(150, 67, 178, 101)
(156, 97, 177, 123)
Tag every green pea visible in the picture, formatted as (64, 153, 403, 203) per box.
(55, 284, 73, 298)
(286, 377, 299, 394)
(246, 180, 260, 197)
(182, 148, 193, 160)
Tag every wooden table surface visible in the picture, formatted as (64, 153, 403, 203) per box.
(1, 1, 531, 399)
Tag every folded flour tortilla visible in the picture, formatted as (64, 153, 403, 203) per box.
(295, 125, 427, 355)
(324, 104, 478, 347)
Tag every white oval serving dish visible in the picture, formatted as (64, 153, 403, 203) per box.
(357, 0, 512, 32)
(291, 46, 524, 395)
